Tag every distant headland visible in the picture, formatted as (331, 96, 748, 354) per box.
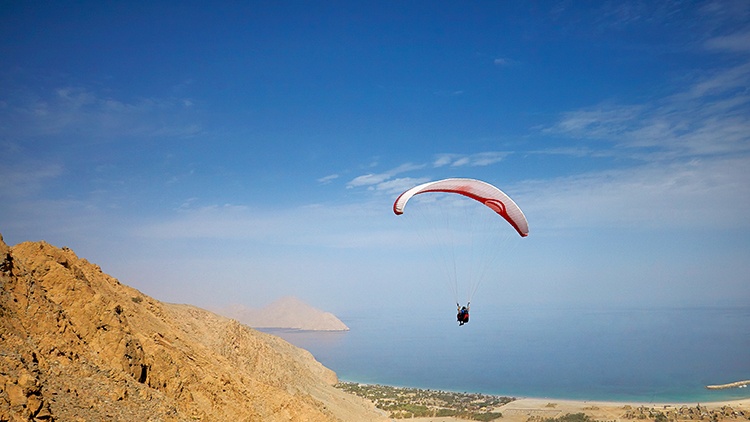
(218, 296, 350, 331)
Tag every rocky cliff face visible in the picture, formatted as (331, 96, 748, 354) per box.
(0, 234, 385, 421)
(223, 297, 350, 331)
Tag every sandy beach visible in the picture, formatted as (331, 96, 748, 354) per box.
(408, 397, 750, 422)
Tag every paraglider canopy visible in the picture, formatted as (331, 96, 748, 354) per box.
(393, 178, 529, 237)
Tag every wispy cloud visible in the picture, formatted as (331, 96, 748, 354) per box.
(433, 152, 510, 168)
(520, 156, 750, 231)
(133, 200, 402, 250)
(678, 61, 750, 100)
(372, 177, 430, 196)
(493, 57, 518, 67)
(346, 151, 510, 196)
(0, 162, 64, 198)
(699, 0, 750, 32)
(347, 173, 391, 188)
(317, 174, 339, 184)
(704, 30, 750, 53)
(346, 162, 425, 189)
(525, 51, 750, 232)
(0, 84, 201, 142)
(546, 61, 750, 161)
(546, 105, 643, 140)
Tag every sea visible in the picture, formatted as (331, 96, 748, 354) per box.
(262, 306, 750, 403)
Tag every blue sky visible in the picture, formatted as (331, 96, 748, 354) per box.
(1, 1, 749, 315)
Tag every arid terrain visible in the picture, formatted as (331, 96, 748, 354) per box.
(0, 234, 385, 421)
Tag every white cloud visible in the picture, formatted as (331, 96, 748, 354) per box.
(433, 152, 509, 168)
(432, 155, 453, 167)
(528, 57, 750, 232)
(545, 61, 750, 161)
(0, 85, 202, 141)
(132, 199, 404, 251)
(546, 105, 643, 140)
(699, 0, 750, 31)
(347, 172, 391, 188)
(467, 151, 510, 166)
(373, 177, 430, 196)
(0, 162, 64, 198)
(346, 162, 424, 189)
(678, 62, 750, 100)
(705, 30, 750, 53)
(493, 57, 518, 67)
(518, 156, 750, 231)
(317, 174, 339, 184)
(346, 152, 509, 196)
(135, 204, 275, 240)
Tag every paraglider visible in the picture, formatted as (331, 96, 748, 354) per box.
(393, 178, 528, 326)
(457, 302, 470, 326)
(393, 178, 528, 237)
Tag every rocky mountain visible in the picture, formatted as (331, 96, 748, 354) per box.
(0, 234, 385, 421)
(222, 297, 349, 331)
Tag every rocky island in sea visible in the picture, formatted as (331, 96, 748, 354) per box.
(219, 296, 350, 331)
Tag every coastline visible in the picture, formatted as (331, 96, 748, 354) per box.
(408, 397, 750, 422)
(504, 397, 750, 422)
(338, 382, 750, 422)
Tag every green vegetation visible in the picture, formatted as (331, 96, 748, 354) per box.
(653, 412, 668, 422)
(541, 413, 594, 422)
(336, 382, 512, 420)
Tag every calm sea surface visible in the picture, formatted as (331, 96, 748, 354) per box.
(263, 306, 750, 403)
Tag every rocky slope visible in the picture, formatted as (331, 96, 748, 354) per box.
(0, 234, 385, 421)
(222, 297, 349, 331)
